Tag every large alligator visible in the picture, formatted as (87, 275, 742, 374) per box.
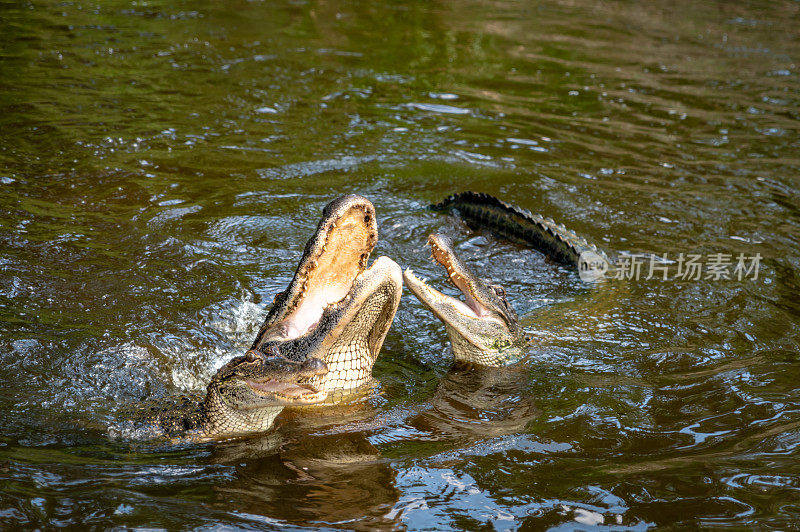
(404, 191, 607, 367)
(135, 195, 402, 438)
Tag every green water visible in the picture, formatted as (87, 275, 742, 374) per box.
(1, 0, 799, 528)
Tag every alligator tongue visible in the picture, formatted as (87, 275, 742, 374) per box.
(459, 285, 489, 317)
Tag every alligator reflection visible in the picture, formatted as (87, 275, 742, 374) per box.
(207, 361, 538, 526)
(406, 362, 539, 443)
(211, 426, 400, 527)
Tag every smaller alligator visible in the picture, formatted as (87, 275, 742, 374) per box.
(405, 192, 609, 367)
(134, 350, 328, 438)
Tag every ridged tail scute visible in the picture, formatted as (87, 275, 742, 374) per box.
(431, 191, 609, 271)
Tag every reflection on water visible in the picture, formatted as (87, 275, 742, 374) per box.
(1, 0, 800, 528)
(213, 433, 400, 528)
(405, 364, 540, 443)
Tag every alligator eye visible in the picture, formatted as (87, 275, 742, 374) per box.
(245, 350, 257, 363)
(524, 334, 534, 344)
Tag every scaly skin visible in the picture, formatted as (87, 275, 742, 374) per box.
(138, 352, 329, 438)
(431, 191, 610, 269)
(407, 192, 608, 367)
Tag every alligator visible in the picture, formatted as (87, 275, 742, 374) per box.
(132, 194, 403, 438)
(404, 191, 608, 367)
(404, 233, 526, 366)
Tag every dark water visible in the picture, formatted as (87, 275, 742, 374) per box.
(1, 0, 799, 528)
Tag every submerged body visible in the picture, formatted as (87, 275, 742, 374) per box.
(406, 192, 608, 367)
(431, 191, 609, 269)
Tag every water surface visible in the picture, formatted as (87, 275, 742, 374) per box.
(1, 0, 799, 528)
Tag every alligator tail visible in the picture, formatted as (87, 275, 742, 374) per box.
(431, 191, 609, 270)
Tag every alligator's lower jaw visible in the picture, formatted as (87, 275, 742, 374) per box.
(244, 380, 327, 405)
(322, 256, 403, 361)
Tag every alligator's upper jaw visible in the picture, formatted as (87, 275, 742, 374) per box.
(253, 194, 378, 344)
(426, 233, 493, 318)
(403, 234, 511, 333)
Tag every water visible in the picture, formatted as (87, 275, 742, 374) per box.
(1, 0, 799, 528)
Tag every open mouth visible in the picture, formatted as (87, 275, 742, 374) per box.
(404, 234, 489, 319)
(245, 380, 327, 404)
(260, 195, 378, 341)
